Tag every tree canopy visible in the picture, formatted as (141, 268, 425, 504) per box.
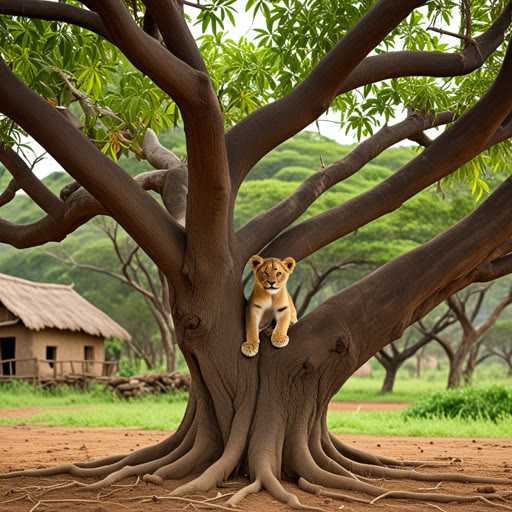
(2, 0, 512, 509)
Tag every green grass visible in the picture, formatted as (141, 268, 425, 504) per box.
(1, 368, 511, 437)
(404, 385, 512, 422)
(327, 410, 512, 437)
(332, 364, 512, 402)
(0, 380, 188, 407)
(1, 403, 510, 437)
(0, 402, 188, 430)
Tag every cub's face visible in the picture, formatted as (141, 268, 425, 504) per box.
(250, 255, 296, 294)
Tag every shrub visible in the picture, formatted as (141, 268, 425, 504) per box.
(403, 385, 512, 422)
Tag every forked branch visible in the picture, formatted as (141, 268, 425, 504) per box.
(227, 0, 427, 191)
(238, 110, 455, 259)
(0, 142, 62, 218)
(228, 0, 512, 194)
(262, 38, 512, 262)
(0, 55, 185, 283)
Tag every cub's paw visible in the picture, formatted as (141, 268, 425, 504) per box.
(271, 333, 289, 348)
(241, 341, 259, 357)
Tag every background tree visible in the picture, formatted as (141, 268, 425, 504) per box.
(2, 0, 512, 507)
(419, 284, 512, 389)
(375, 308, 456, 393)
(462, 337, 495, 383)
(479, 318, 512, 377)
(45, 219, 178, 372)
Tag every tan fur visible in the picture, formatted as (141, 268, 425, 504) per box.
(241, 255, 297, 357)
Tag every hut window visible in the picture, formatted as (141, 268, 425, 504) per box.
(46, 346, 57, 368)
(84, 346, 94, 360)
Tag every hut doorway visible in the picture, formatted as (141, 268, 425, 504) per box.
(0, 337, 16, 375)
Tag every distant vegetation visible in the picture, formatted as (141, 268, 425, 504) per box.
(404, 385, 512, 422)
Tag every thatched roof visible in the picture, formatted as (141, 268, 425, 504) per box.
(0, 273, 131, 341)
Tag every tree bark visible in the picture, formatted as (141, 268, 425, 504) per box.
(380, 364, 399, 394)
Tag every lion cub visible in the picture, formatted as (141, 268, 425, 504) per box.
(241, 255, 297, 357)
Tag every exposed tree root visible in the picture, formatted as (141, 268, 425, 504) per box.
(328, 431, 426, 467)
(258, 468, 324, 511)
(323, 432, 508, 484)
(371, 490, 512, 508)
(225, 479, 262, 507)
(298, 478, 372, 504)
(170, 404, 254, 496)
(1, 419, 511, 511)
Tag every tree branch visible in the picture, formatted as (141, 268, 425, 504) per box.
(0, 54, 185, 283)
(0, 142, 63, 218)
(299, 160, 512, 369)
(141, 128, 188, 224)
(446, 295, 473, 336)
(0, 179, 20, 207)
(227, 1, 512, 197)
(44, 249, 157, 304)
(296, 258, 367, 318)
(226, 0, 427, 194)
(87, 0, 206, 111)
(474, 288, 512, 337)
(237, 110, 455, 261)
(143, 0, 208, 73)
(262, 38, 512, 262)
(416, 324, 454, 362)
(338, 1, 512, 94)
(0, 0, 112, 41)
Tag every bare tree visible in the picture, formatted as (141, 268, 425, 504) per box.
(45, 220, 178, 372)
(292, 258, 368, 318)
(489, 345, 512, 378)
(376, 308, 456, 393)
(463, 337, 495, 384)
(419, 285, 512, 389)
(2, 0, 512, 507)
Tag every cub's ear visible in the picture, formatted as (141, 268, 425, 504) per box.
(249, 255, 264, 270)
(282, 257, 296, 273)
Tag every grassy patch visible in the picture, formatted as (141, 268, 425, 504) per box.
(0, 402, 188, 430)
(327, 410, 512, 437)
(404, 385, 512, 422)
(332, 365, 512, 402)
(0, 380, 188, 407)
(2, 405, 510, 437)
(2, 371, 512, 437)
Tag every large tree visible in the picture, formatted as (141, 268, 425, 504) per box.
(2, 0, 512, 508)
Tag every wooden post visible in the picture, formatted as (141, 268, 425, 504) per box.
(34, 358, 39, 387)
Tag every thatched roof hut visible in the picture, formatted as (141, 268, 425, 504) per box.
(0, 273, 130, 379)
(0, 273, 130, 340)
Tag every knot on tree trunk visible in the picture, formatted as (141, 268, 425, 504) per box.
(184, 314, 201, 331)
(335, 334, 350, 354)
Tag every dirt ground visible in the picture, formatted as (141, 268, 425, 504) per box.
(0, 404, 511, 512)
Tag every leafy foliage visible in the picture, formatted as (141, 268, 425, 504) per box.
(403, 385, 512, 422)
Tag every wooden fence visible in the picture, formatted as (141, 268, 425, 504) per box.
(0, 357, 119, 385)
